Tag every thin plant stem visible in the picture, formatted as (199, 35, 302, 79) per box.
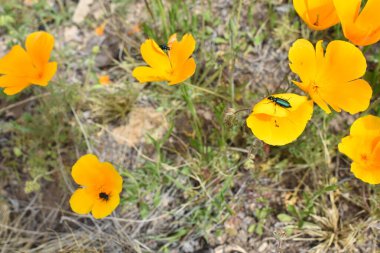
(186, 83, 230, 101)
(180, 83, 204, 151)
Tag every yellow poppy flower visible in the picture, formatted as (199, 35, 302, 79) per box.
(334, 0, 380, 46)
(246, 93, 314, 146)
(69, 154, 123, 219)
(289, 39, 372, 114)
(293, 0, 339, 30)
(132, 33, 196, 85)
(338, 115, 380, 184)
(0, 31, 57, 95)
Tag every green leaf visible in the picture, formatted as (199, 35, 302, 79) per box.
(277, 213, 294, 222)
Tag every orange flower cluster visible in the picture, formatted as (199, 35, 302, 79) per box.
(292, 0, 380, 184)
(246, 38, 372, 146)
(294, 0, 380, 46)
(1, 0, 379, 222)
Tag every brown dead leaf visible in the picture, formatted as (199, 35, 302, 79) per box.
(284, 192, 298, 207)
(72, 0, 94, 23)
(127, 24, 141, 35)
(224, 216, 242, 236)
(111, 107, 168, 147)
(0, 199, 10, 226)
(64, 26, 81, 42)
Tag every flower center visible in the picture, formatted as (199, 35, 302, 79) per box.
(314, 14, 320, 26)
(99, 192, 109, 201)
(360, 154, 369, 163)
(312, 84, 319, 93)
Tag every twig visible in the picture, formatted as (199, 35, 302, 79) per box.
(0, 92, 51, 114)
(70, 106, 93, 153)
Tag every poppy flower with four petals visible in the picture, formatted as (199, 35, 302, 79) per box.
(246, 93, 314, 146)
(289, 39, 372, 114)
(69, 154, 123, 219)
(338, 115, 380, 184)
(132, 33, 196, 85)
(0, 31, 57, 95)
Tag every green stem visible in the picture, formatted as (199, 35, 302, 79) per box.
(180, 84, 203, 150)
(155, 0, 169, 37)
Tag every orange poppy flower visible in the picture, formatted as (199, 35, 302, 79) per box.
(289, 39, 372, 114)
(69, 154, 123, 219)
(338, 115, 380, 184)
(246, 93, 314, 146)
(334, 0, 380, 46)
(98, 75, 111, 85)
(0, 31, 57, 95)
(95, 22, 106, 36)
(293, 0, 339, 30)
(132, 33, 196, 85)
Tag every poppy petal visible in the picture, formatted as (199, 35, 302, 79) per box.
(350, 115, 380, 137)
(0, 75, 29, 87)
(167, 33, 178, 48)
(320, 79, 371, 114)
(30, 62, 58, 86)
(252, 100, 289, 118)
(339, 0, 380, 45)
(350, 162, 380, 184)
(69, 188, 95, 215)
(0, 45, 37, 77)
(338, 135, 374, 162)
(71, 154, 103, 187)
(315, 40, 324, 66)
(100, 162, 123, 194)
(268, 99, 313, 145)
(356, 0, 380, 29)
(247, 96, 313, 146)
(372, 141, 380, 162)
(294, 0, 339, 30)
(3, 83, 31, 95)
(334, 0, 380, 46)
(289, 39, 317, 85)
(132, 66, 169, 83)
(319, 40, 366, 84)
(333, 0, 360, 27)
(169, 58, 196, 85)
(140, 39, 171, 73)
(25, 31, 55, 71)
(169, 34, 196, 71)
(0, 75, 31, 95)
(293, 0, 309, 25)
(91, 194, 120, 219)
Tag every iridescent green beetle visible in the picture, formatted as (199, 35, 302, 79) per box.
(267, 96, 291, 109)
